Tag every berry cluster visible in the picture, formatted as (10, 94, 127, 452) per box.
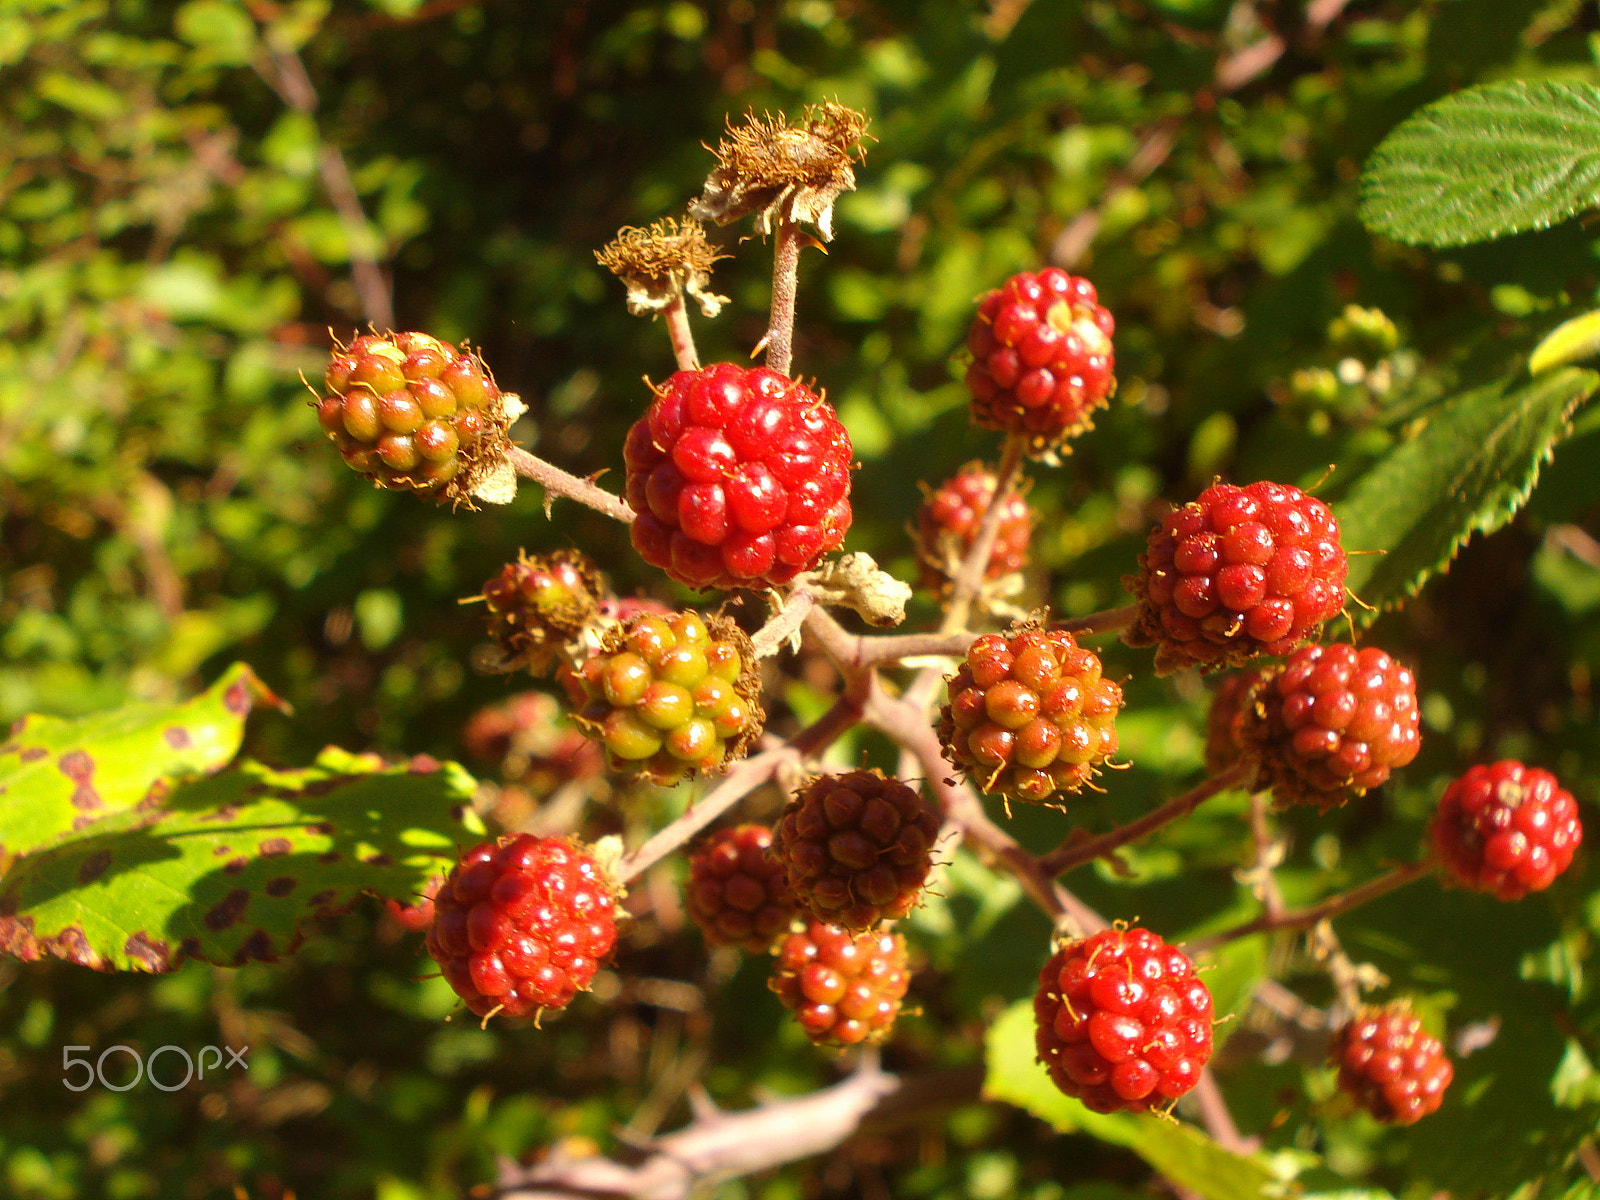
(684, 824, 797, 952)
(1332, 1003, 1453, 1125)
(769, 919, 911, 1046)
(1034, 926, 1214, 1114)
(624, 362, 854, 589)
(964, 268, 1116, 454)
(314, 331, 509, 502)
(1237, 642, 1421, 808)
(772, 769, 940, 930)
(915, 461, 1032, 597)
(1124, 480, 1347, 675)
(939, 626, 1122, 806)
(568, 610, 763, 785)
(1430, 761, 1583, 900)
(426, 835, 618, 1020)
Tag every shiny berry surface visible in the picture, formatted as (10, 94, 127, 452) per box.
(1333, 1003, 1453, 1125)
(571, 610, 762, 785)
(316, 332, 503, 498)
(1430, 761, 1583, 900)
(685, 824, 798, 952)
(1034, 926, 1214, 1113)
(1240, 642, 1421, 808)
(964, 268, 1116, 454)
(769, 920, 911, 1046)
(939, 626, 1122, 806)
(915, 461, 1033, 595)
(1124, 480, 1346, 675)
(425, 835, 617, 1020)
(773, 769, 940, 930)
(624, 363, 854, 589)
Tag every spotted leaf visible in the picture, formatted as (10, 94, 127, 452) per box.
(0, 746, 479, 972)
(0, 662, 281, 872)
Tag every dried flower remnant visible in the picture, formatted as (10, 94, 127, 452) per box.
(689, 102, 872, 241)
(595, 217, 729, 318)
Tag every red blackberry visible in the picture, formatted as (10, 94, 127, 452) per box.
(1203, 667, 1268, 776)
(964, 268, 1115, 456)
(1123, 480, 1347, 675)
(478, 550, 605, 673)
(769, 920, 911, 1046)
(384, 875, 443, 934)
(314, 331, 511, 503)
(915, 461, 1033, 599)
(1034, 926, 1214, 1114)
(685, 824, 798, 952)
(569, 610, 764, 785)
(939, 625, 1122, 807)
(1332, 1002, 1453, 1125)
(624, 363, 854, 589)
(425, 835, 618, 1021)
(1238, 642, 1421, 809)
(1430, 761, 1583, 900)
(772, 769, 941, 930)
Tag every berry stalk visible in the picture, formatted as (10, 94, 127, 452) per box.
(662, 293, 701, 372)
(1038, 762, 1254, 876)
(505, 446, 635, 523)
(941, 432, 1028, 634)
(1186, 859, 1434, 954)
(763, 217, 804, 376)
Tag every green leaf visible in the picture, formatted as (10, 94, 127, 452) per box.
(0, 663, 281, 871)
(1529, 308, 1600, 375)
(1359, 81, 1600, 247)
(1335, 367, 1598, 616)
(983, 1000, 1284, 1200)
(0, 747, 476, 972)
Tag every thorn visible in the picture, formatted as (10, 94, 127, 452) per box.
(750, 332, 771, 359)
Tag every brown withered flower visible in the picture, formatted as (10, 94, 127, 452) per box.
(594, 216, 729, 318)
(689, 102, 871, 241)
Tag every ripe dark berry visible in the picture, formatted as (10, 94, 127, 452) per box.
(964, 268, 1115, 456)
(624, 362, 854, 589)
(769, 920, 911, 1046)
(425, 835, 618, 1020)
(1237, 642, 1421, 809)
(915, 461, 1033, 599)
(315, 332, 511, 503)
(1034, 926, 1214, 1114)
(569, 610, 764, 785)
(1332, 1002, 1453, 1125)
(1123, 480, 1346, 675)
(939, 625, 1122, 807)
(479, 550, 606, 673)
(772, 769, 941, 930)
(684, 824, 798, 952)
(1430, 761, 1583, 900)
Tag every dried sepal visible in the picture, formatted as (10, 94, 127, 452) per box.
(689, 102, 871, 241)
(594, 216, 729, 318)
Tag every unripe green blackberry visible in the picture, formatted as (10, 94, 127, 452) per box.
(479, 550, 607, 673)
(769, 920, 911, 1047)
(314, 331, 513, 505)
(569, 610, 764, 785)
(772, 769, 940, 930)
(938, 625, 1123, 807)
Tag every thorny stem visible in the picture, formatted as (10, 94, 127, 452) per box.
(617, 687, 864, 881)
(662, 294, 700, 372)
(505, 446, 635, 524)
(764, 218, 803, 377)
(1186, 859, 1435, 955)
(942, 432, 1029, 634)
(750, 587, 816, 659)
(1058, 602, 1140, 637)
(1038, 762, 1253, 876)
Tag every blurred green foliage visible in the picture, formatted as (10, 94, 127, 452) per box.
(4, 0, 1600, 1197)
